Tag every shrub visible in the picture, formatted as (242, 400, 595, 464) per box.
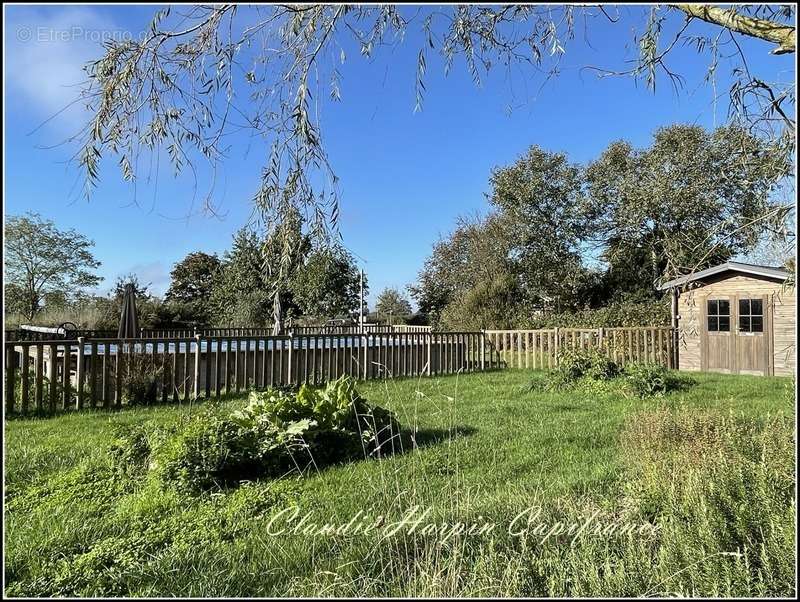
(113, 376, 401, 493)
(545, 348, 621, 389)
(618, 410, 795, 595)
(150, 410, 282, 493)
(120, 353, 163, 406)
(622, 362, 688, 398)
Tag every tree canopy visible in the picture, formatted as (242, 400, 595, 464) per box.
(5, 212, 101, 319)
(415, 123, 792, 329)
(290, 247, 363, 320)
(374, 288, 413, 323)
(165, 252, 222, 325)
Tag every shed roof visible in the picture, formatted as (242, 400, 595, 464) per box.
(658, 261, 790, 290)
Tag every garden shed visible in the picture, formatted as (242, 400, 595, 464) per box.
(660, 261, 795, 376)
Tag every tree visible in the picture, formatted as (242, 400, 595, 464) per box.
(210, 229, 275, 327)
(290, 247, 363, 320)
(584, 124, 792, 286)
(165, 252, 221, 325)
(488, 145, 594, 311)
(410, 213, 516, 323)
(5, 212, 101, 319)
(75, 4, 794, 254)
(375, 288, 413, 324)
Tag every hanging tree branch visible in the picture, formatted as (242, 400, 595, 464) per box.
(670, 4, 796, 54)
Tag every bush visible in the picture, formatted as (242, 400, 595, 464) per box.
(120, 353, 163, 406)
(545, 348, 621, 389)
(622, 362, 687, 398)
(112, 376, 401, 493)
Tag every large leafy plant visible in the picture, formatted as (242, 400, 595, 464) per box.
(113, 376, 400, 493)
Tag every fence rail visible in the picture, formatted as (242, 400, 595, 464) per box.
(4, 324, 431, 342)
(4, 331, 495, 415)
(484, 327, 676, 370)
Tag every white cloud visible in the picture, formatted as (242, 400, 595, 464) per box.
(5, 6, 129, 133)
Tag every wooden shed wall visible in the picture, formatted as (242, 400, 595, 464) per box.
(676, 274, 795, 376)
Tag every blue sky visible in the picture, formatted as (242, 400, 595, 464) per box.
(4, 4, 795, 306)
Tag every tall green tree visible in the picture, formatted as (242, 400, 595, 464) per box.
(290, 247, 363, 320)
(165, 251, 221, 325)
(488, 146, 594, 311)
(210, 216, 310, 328)
(374, 288, 413, 324)
(584, 124, 792, 287)
(210, 229, 275, 327)
(410, 213, 516, 323)
(5, 212, 101, 319)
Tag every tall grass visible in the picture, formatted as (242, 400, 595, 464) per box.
(4, 370, 795, 597)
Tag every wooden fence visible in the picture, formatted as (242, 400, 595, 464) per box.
(5, 324, 431, 342)
(484, 327, 677, 369)
(4, 331, 494, 415)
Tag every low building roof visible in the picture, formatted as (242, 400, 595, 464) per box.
(658, 261, 790, 290)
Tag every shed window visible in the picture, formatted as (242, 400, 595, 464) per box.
(707, 299, 730, 332)
(738, 298, 764, 333)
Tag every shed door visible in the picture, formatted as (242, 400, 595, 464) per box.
(702, 295, 771, 375)
(733, 295, 770, 376)
(703, 298, 733, 372)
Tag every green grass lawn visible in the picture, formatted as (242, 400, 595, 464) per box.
(4, 370, 796, 597)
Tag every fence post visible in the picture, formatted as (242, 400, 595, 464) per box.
(76, 337, 85, 409)
(5, 344, 16, 414)
(554, 327, 560, 365)
(287, 334, 294, 385)
(597, 327, 605, 352)
(362, 333, 368, 379)
(480, 331, 486, 371)
(193, 334, 202, 399)
(426, 333, 432, 376)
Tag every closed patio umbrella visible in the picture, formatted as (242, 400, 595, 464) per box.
(118, 284, 140, 338)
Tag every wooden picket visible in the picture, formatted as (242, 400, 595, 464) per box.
(3, 331, 494, 415)
(484, 327, 676, 370)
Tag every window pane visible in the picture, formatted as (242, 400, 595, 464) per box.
(739, 316, 751, 332)
(718, 300, 730, 316)
(739, 299, 750, 316)
(751, 316, 763, 332)
(708, 300, 718, 315)
(750, 299, 763, 316)
(708, 316, 719, 331)
(719, 316, 730, 332)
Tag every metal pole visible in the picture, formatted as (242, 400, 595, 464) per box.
(359, 269, 364, 334)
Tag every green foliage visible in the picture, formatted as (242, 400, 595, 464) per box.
(164, 252, 221, 325)
(584, 125, 791, 283)
(290, 246, 363, 320)
(619, 409, 795, 596)
(209, 228, 281, 327)
(110, 376, 399, 494)
(119, 353, 164, 406)
(5, 212, 102, 320)
(545, 348, 621, 389)
(531, 349, 691, 398)
(374, 288, 413, 323)
(622, 362, 689, 398)
(520, 298, 670, 329)
(439, 273, 523, 330)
